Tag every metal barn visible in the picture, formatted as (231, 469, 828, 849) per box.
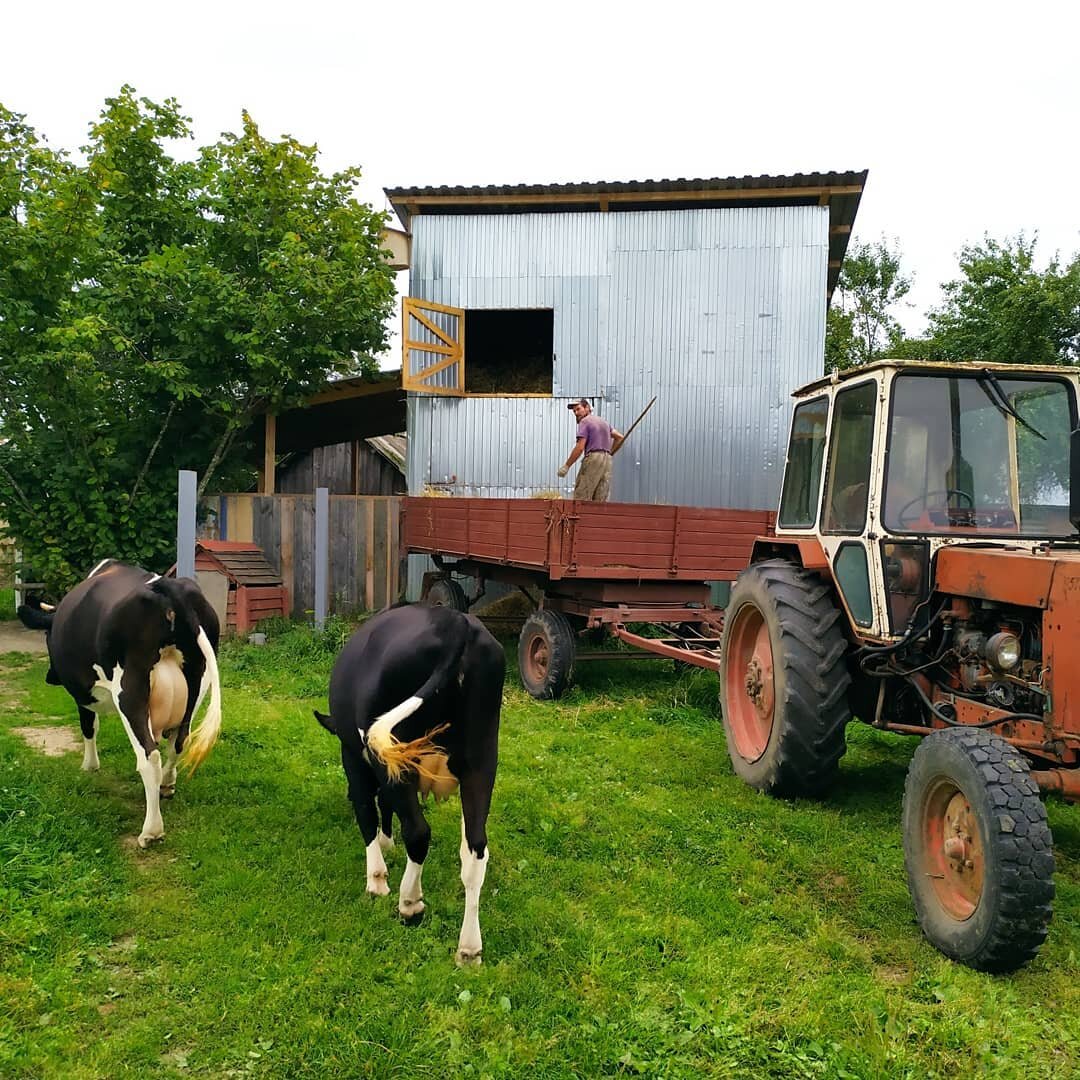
(386, 171, 866, 513)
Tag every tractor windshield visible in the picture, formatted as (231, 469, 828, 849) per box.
(883, 373, 1076, 537)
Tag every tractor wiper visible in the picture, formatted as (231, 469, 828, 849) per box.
(977, 369, 1046, 441)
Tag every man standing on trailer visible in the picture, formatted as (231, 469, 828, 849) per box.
(558, 398, 624, 502)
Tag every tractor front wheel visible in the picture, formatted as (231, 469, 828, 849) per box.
(902, 728, 1055, 972)
(719, 559, 851, 797)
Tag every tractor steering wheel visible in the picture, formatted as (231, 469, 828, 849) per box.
(897, 488, 974, 528)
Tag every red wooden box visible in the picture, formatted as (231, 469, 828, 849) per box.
(169, 540, 289, 635)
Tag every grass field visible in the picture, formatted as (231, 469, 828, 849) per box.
(3, 622, 1080, 1078)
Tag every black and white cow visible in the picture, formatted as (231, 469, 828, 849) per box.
(18, 560, 222, 847)
(314, 603, 506, 965)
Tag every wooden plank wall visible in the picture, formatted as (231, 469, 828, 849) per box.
(0, 533, 15, 588)
(203, 494, 404, 618)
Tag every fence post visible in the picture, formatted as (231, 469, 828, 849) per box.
(314, 486, 329, 630)
(176, 471, 198, 580)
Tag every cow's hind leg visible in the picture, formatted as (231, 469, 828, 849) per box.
(390, 786, 430, 923)
(99, 662, 165, 847)
(342, 743, 390, 896)
(378, 787, 395, 852)
(456, 770, 495, 965)
(160, 729, 181, 798)
(78, 705, 100, 772)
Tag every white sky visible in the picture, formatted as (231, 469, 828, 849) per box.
(6, 0, 1079, 350)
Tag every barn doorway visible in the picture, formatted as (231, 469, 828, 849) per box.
(464, 309, 554, 394)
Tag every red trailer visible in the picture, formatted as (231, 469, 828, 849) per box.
(402, 496, 773, 698)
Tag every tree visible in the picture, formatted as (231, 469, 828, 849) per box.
(0, 89, 396, 591)
(926, 236, 1080, 365)
(829, 238, 912, 369)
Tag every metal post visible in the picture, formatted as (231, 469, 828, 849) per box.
(314, 486, 329, 629)
(177, 471, 198, 580)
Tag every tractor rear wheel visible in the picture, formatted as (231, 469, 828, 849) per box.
(719, 559, 850, 797)
(902, 728, 1055, 972)
(518, 609, 576, 699)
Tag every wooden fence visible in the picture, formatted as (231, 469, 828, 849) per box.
(0, 533, 14, 590)
(202, 494, 404, 618)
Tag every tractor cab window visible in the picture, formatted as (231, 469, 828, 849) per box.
(821, 380, 877, 534)
(779, 395, 829, 528)
(884, 374, 1075, 538)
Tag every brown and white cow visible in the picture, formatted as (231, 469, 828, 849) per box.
(18, 560, 222, 847)
(315, 603, 505, 964)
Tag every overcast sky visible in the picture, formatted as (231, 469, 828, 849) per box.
(6, 0, 1078, 348)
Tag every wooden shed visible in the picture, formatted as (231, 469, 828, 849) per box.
(170, 540, 289, 635)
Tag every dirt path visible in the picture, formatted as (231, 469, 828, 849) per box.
(0, 623, 47, 654)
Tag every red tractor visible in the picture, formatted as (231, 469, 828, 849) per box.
(720, 360, 1079, 972)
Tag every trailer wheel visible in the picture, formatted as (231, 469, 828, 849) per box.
(426, 577, 468, 611)
(519, 609, 575, 699)
(902, 728, 1054, 972)
(719, 559, 850, 797)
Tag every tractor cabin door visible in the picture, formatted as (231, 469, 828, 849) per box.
(818, 377, 887, 636)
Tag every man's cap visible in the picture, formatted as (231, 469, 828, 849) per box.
(567, 398, 590, 409)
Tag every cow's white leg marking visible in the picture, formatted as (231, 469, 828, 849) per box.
(456, 814, 488, 965)
(365, 836, 390, 896)
(95, 661, 165, 847)
(378, 829, 395, 852)
(398, 858, 425, 919)
(82, 716, 100, 772)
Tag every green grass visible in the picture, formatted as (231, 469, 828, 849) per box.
(3, 626, 1080, 1078)
(0, 588, 15, 621)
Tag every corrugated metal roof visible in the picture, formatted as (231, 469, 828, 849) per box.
(385, 170, 866, 297)
(386, 170, 866, 202)
(365, 434, 406, 474)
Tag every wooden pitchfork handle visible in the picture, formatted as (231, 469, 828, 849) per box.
(612, 396, 657, 456)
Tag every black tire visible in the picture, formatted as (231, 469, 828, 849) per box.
(426, 577, 468, 611)
(902, 728, 1055, 972)
(518, 609, 576, 699)
(719, 559, 851, 797)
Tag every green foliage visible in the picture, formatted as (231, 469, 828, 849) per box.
(926, 235, 1080, 366)
(4, 643, 1080, 1076)
(0, 89, 396, 591)
(830, 238, 912, 369)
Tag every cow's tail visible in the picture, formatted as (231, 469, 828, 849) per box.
(365, 626, 469, 782)
(180, 625, 223, 773)
(17, 601, 54, 632)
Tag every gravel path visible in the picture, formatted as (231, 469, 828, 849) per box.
(0, 623, 48, 654)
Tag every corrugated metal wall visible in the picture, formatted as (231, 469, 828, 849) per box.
(406, 205, 828, 513)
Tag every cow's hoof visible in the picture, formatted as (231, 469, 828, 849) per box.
(81, 762, 100, 773)
(378, 832, 395, 852)
(399, 899, 425, 924)
(160, 784, 176, 799)
(455, 948, 482, 967)
(137, 832, 165, 849)
(366, 877, 390, 897)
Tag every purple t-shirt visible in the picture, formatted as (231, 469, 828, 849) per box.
(577, 414, 613, 454)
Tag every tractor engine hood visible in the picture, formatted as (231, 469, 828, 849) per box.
(933, 546, 1077, 610)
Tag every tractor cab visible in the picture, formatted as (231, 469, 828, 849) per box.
(774, 360, 1080, 641)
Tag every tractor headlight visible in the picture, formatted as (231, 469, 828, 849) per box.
(986, 632, 1021, 672)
